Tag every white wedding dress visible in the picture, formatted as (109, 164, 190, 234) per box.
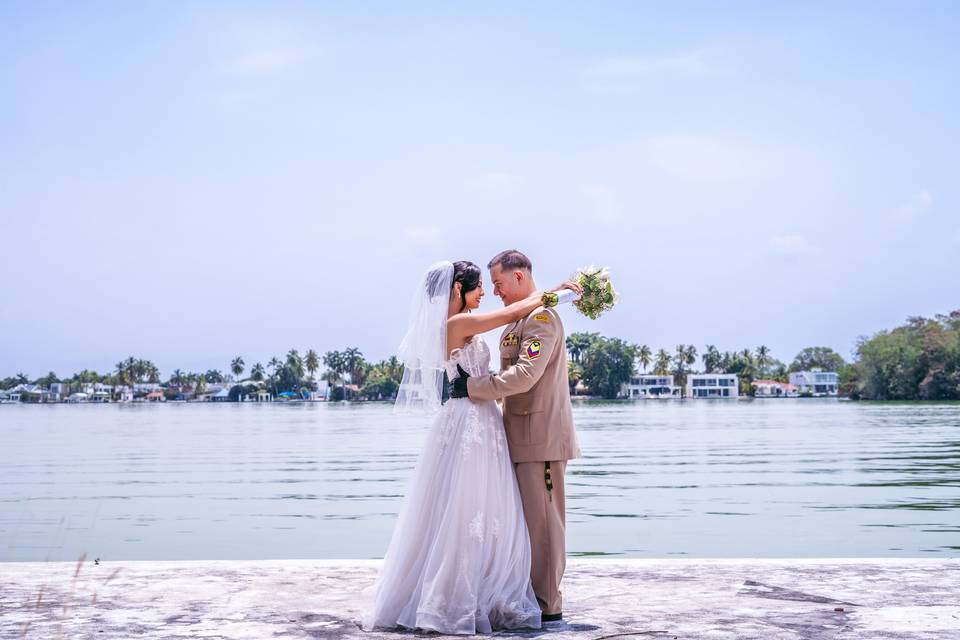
(363, 335, 542, 635)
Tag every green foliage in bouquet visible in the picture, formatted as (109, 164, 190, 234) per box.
(572, 266, 620, 320)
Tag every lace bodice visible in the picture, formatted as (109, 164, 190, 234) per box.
(444, 335, 490, 379)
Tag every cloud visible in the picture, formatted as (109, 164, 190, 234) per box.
(224, 45, 320, 74)
(586, 49, 719, 77)
(893, 190, 932, 222)
(767, 234, 820, 257)
(472, 172, 515, 190)
(643, 133, 781, 181)
(209, 19, 322, 75)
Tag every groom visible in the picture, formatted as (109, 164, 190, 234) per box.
(449, 249, 580, 622)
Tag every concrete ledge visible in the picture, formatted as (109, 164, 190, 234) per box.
(2, 558, 958, 639)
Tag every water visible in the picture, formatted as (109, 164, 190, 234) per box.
(1, 400, 957, 562)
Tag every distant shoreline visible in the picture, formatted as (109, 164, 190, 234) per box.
(5, 397, 960, 407)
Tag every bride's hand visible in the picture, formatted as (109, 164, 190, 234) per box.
(552, 280, 583, 297)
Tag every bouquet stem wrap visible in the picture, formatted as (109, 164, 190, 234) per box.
(541, 289, 580, 308)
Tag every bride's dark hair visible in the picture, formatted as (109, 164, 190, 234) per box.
(452, 260, 481, 312)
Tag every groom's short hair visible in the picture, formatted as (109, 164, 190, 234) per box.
(488, 250, 532, 272)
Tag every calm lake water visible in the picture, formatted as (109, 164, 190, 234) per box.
(1, 400, 958, 562)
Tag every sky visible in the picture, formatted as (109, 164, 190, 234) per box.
(1, 1, 958, 379)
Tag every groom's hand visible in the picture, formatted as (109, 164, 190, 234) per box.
(448, 364, 470, 399)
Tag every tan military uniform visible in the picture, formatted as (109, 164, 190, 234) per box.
(467, 305, 580, 615)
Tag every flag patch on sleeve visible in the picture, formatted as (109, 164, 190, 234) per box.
(525, 340, 542, 359)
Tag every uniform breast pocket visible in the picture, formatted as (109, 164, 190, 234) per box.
(507, 396, 546, 446)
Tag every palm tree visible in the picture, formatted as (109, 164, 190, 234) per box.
(125, 356, 139, 385)
(382, 356, 403, 386)
(755, 345, 771, 376)
(773, 362, 788, 382)
(566, 332, 598, 364)
(653, 349, 671, 375)
(305, 349, 320, 382)
(195, 375, 208, 397)
(636, 344, 652, 373)
(672, 345, 698, 396)
(250, 362, 265, 382)
(702, 344, 721, 373)
(115, 359, 133, 400)
(343, 347, 364, 396)
(267, 357, 282, 395)
(567, 361, 583, 395)
(323, 350, 346, 399)
(268, 357, 281, 376)
(231, 356, 245, 383)
(286, 349, 305, 382)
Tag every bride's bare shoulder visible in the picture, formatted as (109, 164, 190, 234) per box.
(446, 311, 472, 323)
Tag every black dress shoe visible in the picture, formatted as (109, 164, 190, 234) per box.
(541, 612, 563, 622)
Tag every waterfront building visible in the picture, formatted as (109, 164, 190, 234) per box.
(751, 380, 799, 398)
(210, 388, 231, 402)
(134, 383, 163, 395)
(686, 373, 739, 398)
(621, 374, 680, 399)
(17, 384, 52, 403)
(82, 382, 115, 400)
(49, 382, 69, 402)
(788, 369, 839, 396)
(248, 389, 272, 402)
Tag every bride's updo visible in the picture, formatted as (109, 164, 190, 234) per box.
(452, 260, 481, 311)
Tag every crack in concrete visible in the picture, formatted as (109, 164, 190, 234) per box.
(739, 579, 861, 606)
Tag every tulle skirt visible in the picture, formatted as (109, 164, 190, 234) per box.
(362, 398, 542, 635)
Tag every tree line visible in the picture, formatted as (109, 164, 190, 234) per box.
(0, 349, 403, 402)
(565, 333, 849, 399)
(4, 309, 958, 401)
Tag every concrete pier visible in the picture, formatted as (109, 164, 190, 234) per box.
(2, 558, 958, 639)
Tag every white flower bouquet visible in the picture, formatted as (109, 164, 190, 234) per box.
(542, 265, 620, 319)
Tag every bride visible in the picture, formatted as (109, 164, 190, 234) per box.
(362, 260, 579, 635)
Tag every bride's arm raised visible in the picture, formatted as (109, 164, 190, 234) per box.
(447, 282, 580, 337)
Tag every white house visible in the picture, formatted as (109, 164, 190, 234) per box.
(686, 373, 739, 398)
(789, 369, 839, 396)
(83, 382, 115, 401)
(751, 379, 799, 398)
(49, 382, 69, 402)
(622, 374, 680, 399)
